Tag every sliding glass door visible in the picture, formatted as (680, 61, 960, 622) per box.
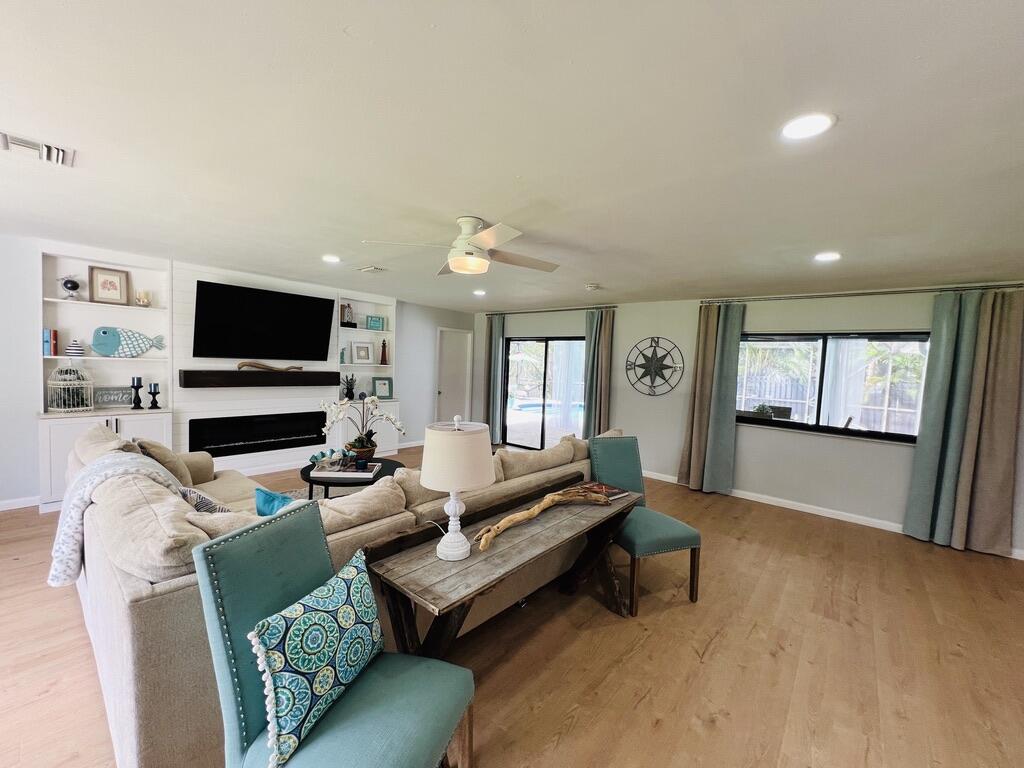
(503, 337, 586, 449)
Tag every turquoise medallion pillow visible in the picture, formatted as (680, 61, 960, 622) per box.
(247, 550, 384, 767)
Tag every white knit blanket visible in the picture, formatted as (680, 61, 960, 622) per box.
(48, 452, 182, 587)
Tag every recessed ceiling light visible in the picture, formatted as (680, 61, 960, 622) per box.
(781, 113, 836, 140)
(473, 289, 487, 296)
(321, 254, 341, 264)
(814, 251, 842, 262)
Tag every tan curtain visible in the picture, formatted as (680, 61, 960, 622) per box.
(583, 308, 615, 437)
(678, 304, 719, 487)
(950, 289, 1024, 555)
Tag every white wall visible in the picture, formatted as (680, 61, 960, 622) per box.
(394, 301, 475, 445)
(0, 236, 42, 507)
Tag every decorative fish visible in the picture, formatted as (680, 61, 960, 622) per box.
(91, 326, 165, 358)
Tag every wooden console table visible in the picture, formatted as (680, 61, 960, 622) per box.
(367, 482, 641, 658)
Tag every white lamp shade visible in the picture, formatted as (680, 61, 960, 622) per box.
(420, 419, 495, 492)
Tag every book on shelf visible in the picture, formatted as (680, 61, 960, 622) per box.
(42, 328, 58, 356)
(576, 481, 631, 501)
(309, 462, 383, 481)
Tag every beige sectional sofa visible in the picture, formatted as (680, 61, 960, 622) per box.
(70, 425, 614, 768)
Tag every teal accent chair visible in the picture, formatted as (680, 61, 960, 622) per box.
(590, 437, 701, 616)
(192, 502, 475, 768)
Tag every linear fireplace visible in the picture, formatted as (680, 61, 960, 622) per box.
(189, 411, 326, 458)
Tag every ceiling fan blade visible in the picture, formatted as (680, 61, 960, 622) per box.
(489, 250, 559, 273)
(467, 223, 522, 251)
(437, 261, 454, 276)
(362, 239, 450, 249)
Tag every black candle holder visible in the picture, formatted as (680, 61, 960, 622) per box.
(131, 377, 143, 410)
(148, 383, 161, 410)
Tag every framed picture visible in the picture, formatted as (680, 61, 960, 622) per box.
(351, 341, 374, 364)
(88, 266, 130, 305)
(372, 376, 393, 399)
(94, 386, 134, 408)
(365, 314, 386, 331)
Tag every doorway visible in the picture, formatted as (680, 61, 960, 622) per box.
(435, 327, 474, 422)
(502, 336, 586, 449)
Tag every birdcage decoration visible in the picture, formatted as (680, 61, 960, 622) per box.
(47, 362, 94, 413)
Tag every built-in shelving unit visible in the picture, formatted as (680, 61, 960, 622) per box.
(337, 294, 396, 397)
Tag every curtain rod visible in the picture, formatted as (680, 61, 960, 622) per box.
(485, 304, 617, 317)
(700, 281, 1024, 305)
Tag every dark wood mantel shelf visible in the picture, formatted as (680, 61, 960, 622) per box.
(178, 369, 341, 388)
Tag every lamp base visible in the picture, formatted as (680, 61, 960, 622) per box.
(435, 530, 472, 561)
(435, 490, 472, 561)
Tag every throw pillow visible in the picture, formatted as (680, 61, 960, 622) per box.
(248, 550, 384, 767)
(560, 434, 589, 462)
(136, 438, 193, 486)
(256, 488, 295, 517)
(180, 487, 235, 515)
(319, 476, 407, 535)
(393, 468, 448, 508)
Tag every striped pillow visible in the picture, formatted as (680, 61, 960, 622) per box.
(180, 487, 234, 515)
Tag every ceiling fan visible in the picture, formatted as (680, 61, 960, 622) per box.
(362, 216, 559, 276)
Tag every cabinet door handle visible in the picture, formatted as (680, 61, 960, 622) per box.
(114, 418, 119, 433)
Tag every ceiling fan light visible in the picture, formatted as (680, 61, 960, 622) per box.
(448, 251, 490, 274)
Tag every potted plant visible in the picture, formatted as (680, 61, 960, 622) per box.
(751, 403, 774, 419)
(321, 394, 405, 461)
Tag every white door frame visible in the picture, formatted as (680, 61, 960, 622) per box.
(435, 327, 474, 422)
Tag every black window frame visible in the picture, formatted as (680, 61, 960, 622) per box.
(501, 335, 586, 451)
(735, 330, 930, 445)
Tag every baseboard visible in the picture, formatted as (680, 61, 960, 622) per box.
(398, 440, 424, 449)
(643, 470, 679, 484)
(0, 495, 40, 512)
(728, 489, 904, 533)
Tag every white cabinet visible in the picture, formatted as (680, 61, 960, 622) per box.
(336, 401, 400, 457)
(37, 411, 173, 511)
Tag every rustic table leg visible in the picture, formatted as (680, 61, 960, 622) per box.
(380, 581, 421, 654)
(420, 601, 474, 659)
(595, 548, 630, 617)
(559, 507, 632, 596)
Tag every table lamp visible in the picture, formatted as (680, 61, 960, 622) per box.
(420, 416, 495, 561)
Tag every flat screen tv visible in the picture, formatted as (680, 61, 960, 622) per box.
(192, 280, 335, 361)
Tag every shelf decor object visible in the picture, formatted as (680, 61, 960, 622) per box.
(94, 386, 133, 408)
(380, 338, 389, 365)
(147, 382, 161, 409)
(340, 302, 356, 328)
(322, 395, 405, 463)
(365, 314, 386, 331)
(88, 266, 131, 305)
(58, 276, 81, 300)
(420, 417, 496, 561)
(130, 377, 144, 410)
(47, 363, 94, 414)
(91, 326, 166, 358)
(351, 341, 374, 364)
(64, 339, 85, 357)
(371, 376, 393, 399)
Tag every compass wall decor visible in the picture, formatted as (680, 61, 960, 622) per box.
(625, 337, 685, 396)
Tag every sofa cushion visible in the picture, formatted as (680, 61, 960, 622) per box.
(90, 474, 208, 583)
(180, 451, 216, 485)
(393, 468, 447, 508)
(497, 440, 574, 481)
(193, 470, 264, 512)
(559, 428, 624, 462)
(74, 423, 141, 466)
(186, 509, 260, 539)
(409, 458, 591, 525)
(319, 476, 407, 536)
(247, 550, 385, 766)
(136, 438, 193, 486)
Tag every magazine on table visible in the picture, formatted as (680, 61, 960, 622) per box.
(576, 481, 631, 501)
(310, 463, 382, 480)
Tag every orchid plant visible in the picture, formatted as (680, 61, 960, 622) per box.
(321, 394, 405, 449)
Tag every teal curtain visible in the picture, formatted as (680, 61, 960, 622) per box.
(701, 302, 745, 492)
(583, 308, 615, 438)
(903, 291, 983, 544)
(486, 314, 505, 444)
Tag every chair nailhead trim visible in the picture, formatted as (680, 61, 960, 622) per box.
(202, 502, 321, 744)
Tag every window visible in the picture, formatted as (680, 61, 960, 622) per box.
(736, 332, 930, 442)
(503, 337, 586, 449)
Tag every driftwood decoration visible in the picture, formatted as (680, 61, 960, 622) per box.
(236, 360, 304, 372)
(472, 487, 610, 551)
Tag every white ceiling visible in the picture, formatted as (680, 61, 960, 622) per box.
(1, 1, 1022, 312)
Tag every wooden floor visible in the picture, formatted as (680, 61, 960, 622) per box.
(4, 446, 1024, 767)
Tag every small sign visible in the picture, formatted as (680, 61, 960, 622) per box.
(95, 386, 133, 408)
(365, 315, 386, 331)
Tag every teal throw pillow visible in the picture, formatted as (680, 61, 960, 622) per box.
(247, 550, 384, 767)
(255, 488, 294, 517)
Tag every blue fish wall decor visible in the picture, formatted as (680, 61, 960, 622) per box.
(91, 327, 166, 358)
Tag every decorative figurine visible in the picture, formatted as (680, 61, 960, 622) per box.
(91, 326, 165, 358)
(342, 374, 357, 401)
(135, 290, 152, 307)
(340, 303, 356, 328)
(64, 339, 85, 357)
(58, 276, 81, 300)
(130, 376, 143, 410)
(380, 338, 389, 365)
(147, 382, 161, 409)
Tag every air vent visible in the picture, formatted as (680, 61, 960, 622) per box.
(356, 265, 388, 274)
(0, 131, 75, 167)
